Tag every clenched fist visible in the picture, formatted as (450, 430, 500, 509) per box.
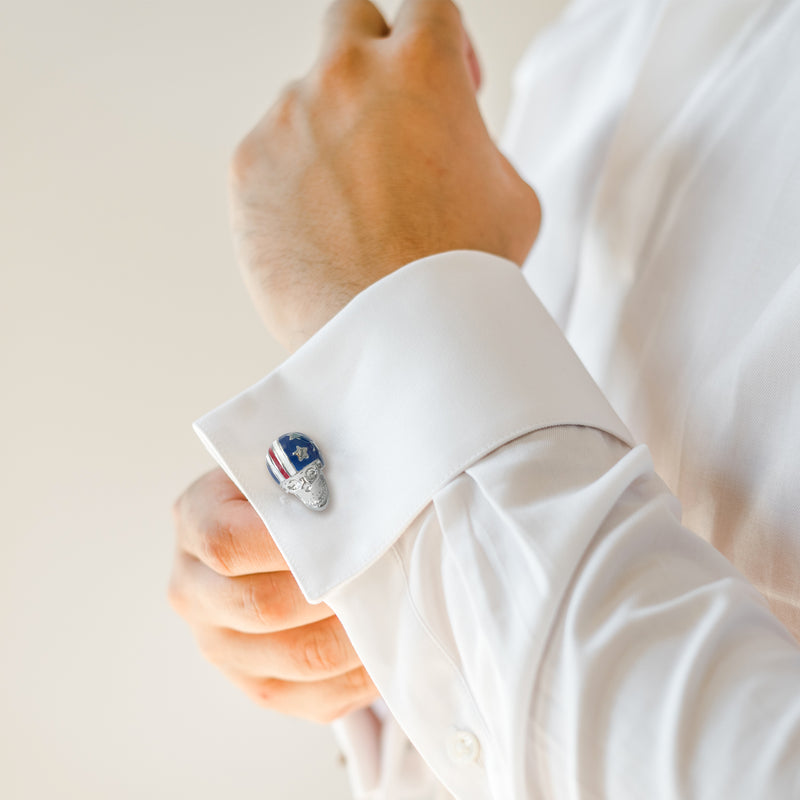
(173, 0, 541, 726)
(230, 0, 540, 351)
(169, 469, 378, 723)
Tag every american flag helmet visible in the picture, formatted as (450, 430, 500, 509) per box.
(266, 432, 328, 511)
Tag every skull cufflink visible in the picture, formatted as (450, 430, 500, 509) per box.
(267, 432, 329, 511)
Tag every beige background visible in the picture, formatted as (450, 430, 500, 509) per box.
(0, 0, 565, 797)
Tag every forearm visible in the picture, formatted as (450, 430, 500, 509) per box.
(331, 427, 800, 797)
(195, 250, 800, 797)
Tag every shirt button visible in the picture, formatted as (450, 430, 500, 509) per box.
(446, 728, 481, 765)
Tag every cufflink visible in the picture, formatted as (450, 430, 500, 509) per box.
(267, 433, 329, 511)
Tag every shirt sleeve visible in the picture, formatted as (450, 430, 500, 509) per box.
(194, 251, 800, 798)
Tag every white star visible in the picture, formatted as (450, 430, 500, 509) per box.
(293, 446, 309, 461)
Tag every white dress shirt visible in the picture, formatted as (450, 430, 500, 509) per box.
(194, 0, 800, 796)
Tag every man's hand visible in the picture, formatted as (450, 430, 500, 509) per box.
(231, 0, 541, 351)
(169, 469, 379, 723)
(171, 0, 540, 727)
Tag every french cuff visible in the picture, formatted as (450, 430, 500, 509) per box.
(194, 250, 632, 602)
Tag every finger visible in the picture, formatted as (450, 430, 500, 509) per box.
(173, 468, 288, 575)
(235, 666, 379, 724)
(322, 0, 390, 46)
(393, 0, 479, 96)
(195, 616, 363, 682)
(393, 0, 463, 47)
(169, 551, 333, 633)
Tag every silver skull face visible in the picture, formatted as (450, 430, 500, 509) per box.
(281, 459, 329, 511)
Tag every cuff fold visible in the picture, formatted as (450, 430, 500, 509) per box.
(194, 250, 632, 602)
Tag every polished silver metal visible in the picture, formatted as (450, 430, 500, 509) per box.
(280, 458, 329, 511)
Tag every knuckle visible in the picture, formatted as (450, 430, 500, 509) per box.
(241, 581, 274, 630)
(398, 25, 437, 59)
(240, 576, 294, 631)
(201, 520, 238, 576)
(393, 33, 445, 79)
(316, 42, 366, 91)
(230, 81, 302, 186)
(295, 626, 345, 677)
(266, 574, 299, 626)
(395, 12, 461, 67)
(343, 666, 371, 695)
(424, 0, 461, 26)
